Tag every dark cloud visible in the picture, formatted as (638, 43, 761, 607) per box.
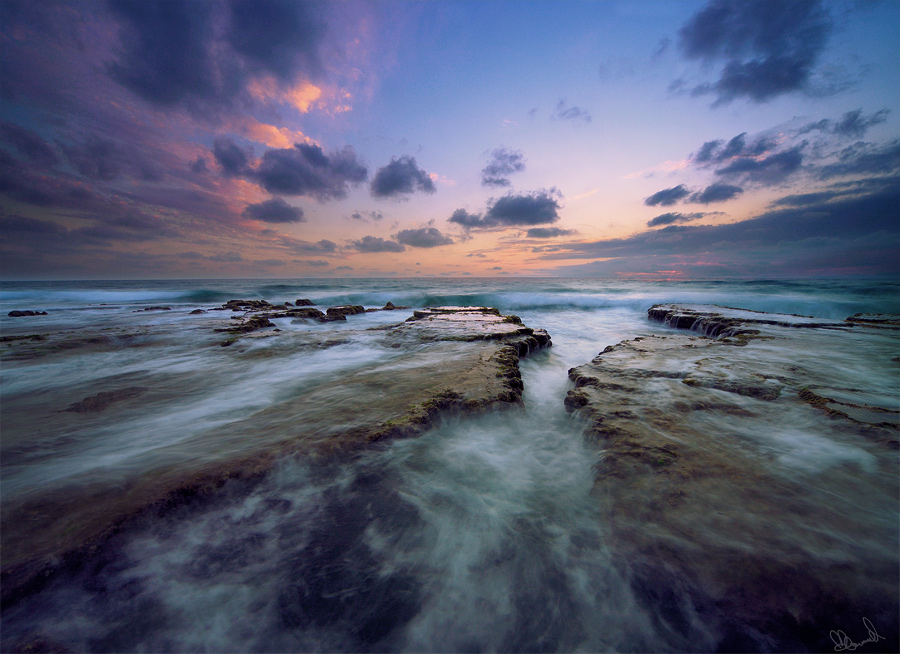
(299, 259, 329, 267)
(537, 183, 899, 277)
(107, 0, 221, 107)
(447, 209, 485, 229)
(552, 100, 591, 123)
(242, 198, 305, 223)
(715, 146, 804, 183)
(226, 0, 325, 82)
(0, 213, 66, 236)
(350, 235, 406, 253)
(481, 148, 526, 187)
(677, 0, 832, 104)
(526, 227, 575, 238)
(190, 156, 209, 174)
(209, 251, 244, 262)
(0, 122, 59, 167)
(370, 156, 436, 198)
(278, 236, 338, 254)
(394, 227, 454, 248)
(693, 132, 775, 164)
(834, 109, 889, 138)
(254, 143, 367, 200)
(647, 212, 719, 227)
(815, 140, 900, 179)
(800, 109, 890, 138)
(448, 190, 562, 230)
(485, 190, 561, 226)
(213, 137, 253, 177)
(61, 136, 121, 181)
(644, 184, 691, 206)
(689, 183, 743, 203)
(106, 0, 327, 109)
(350, 210, 384, 221)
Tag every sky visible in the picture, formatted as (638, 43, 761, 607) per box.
(1, 0, 898, 279)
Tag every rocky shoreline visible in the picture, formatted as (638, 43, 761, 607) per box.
(565, 304, 899, 651)
(2, 299, 897, 651)
(0, 304, 550, 608)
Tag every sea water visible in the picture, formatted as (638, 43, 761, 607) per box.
(1, 277, 897, 651)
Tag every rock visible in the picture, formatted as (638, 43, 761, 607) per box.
(0, 307, 552, 608)
(223, 299, 272, 312)
(295, 298, 315, 306)
(189, 309, 206, 314)
(284, 301, 293, 307)
(326, 305, 366, 319)
(64, 387, 147, 413)
(565, 305, 899, 651)
(214, 315, 275, 335)
(7, 310, 47, 317)
(379, 301, 409, 310)
(133, 306, 171, 312)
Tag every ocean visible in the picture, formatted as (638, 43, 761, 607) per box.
(1, 277, 898, 652)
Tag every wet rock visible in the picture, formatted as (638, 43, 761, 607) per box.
(295, 299, 315, 306)
(565, 305, 899, 650)
(133, 306, 171, 312)
(215, 315, 275, 335)
(326, 305, 366, 319)
(223, 299, 273, 312)
(189, 309, 205, 315)
(381, 301, 409, 310)
(64, 387, 147, 413)
(7, 310, 47, 317)
(0, 307, 552, 606)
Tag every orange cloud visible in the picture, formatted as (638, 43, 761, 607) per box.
(237, 118, 309, 149)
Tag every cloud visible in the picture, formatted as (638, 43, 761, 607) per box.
(370, 155, 436, 198)
(486, 190, 562, 226)
(226, 0, 326, 82)
(677, 0, 832, 104)
(481, 148, 526, 187)
(299, 259, 329, 267)
(254, 142, 368, 200)
(278, 236, 338, 254)
(537, 182, 899, 277)
(209, 251, 244, 262)
(242, 198, 305, 223)
(394, 226, 454, 248)
(552, 100, 591, 123)
(647, 212, 720, 227)
(351, 235, 406, 253)
(448, 190, 563, 230)
(106, 0, 327, 109)
(689, 183, 743, 203)
(447, 209, 485, 228)
(213, 137, 254, 177)
(526, 227, 575, 238)
(644, 184, 691, 206)
(0, 122, 59, 167)
(815, 140, 900, 179)
(349, 210, 384, 221)
(834, 109, 890, 138)
(715, 146, 804, 183)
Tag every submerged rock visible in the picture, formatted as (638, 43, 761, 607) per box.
(64, 387, 147, 413)
(565, 304, 899, 651)
(7, 310, 47, 317)
(0, 307, 551, 607)
(326, 305, 366, 319)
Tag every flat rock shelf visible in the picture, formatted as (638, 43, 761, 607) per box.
(0, 305, 551, 608)
(565, 304, 899, 651)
